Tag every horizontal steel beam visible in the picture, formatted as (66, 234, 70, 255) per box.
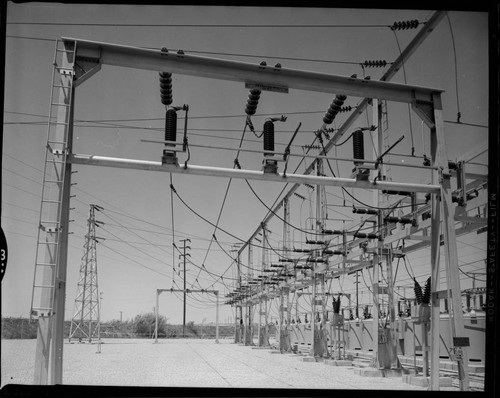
(66, 37, 441, 104)
(158, 288, 218, 295)
(69, 154, 440, 194)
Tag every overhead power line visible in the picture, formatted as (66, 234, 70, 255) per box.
(7, 21, 393, 28)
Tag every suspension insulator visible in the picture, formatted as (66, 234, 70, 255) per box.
(391, 19, 419, 31)
(245, 89, 261, 115)
(323, 94, 347, 125)
(352, 129, 365, 165)
(159, 72, 173, 106)
(165, 108, 177, 144)
(263, 120, 275, 152)
(361, 60, 388, 68)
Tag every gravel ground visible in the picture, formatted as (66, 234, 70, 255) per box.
(1, 338, 428, 390)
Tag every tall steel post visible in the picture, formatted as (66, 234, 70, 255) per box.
(430, 93, 470, 390)
(154, 289, 159, 343)
(179, 238, 191, 337)
(215, 291, 220, 343)
(32, 39, 75, 384)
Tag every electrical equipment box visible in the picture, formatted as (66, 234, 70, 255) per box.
(411, 303, 430, 322)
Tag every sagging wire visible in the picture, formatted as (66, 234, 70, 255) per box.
(446, 12, 462, 123)
(391, 29, 415, 156)
(170, 173, 176, 287)
(194, 119, 250, 288)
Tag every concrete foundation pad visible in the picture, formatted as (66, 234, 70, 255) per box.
(324, 359, 353, 367)
(354, 367, 384, 377)
(302, 356, 324, 363)
(402, 374, 453, 388)
(382, 368, 407, 377)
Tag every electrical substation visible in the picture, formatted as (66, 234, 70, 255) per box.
(23, 9, 491, 392)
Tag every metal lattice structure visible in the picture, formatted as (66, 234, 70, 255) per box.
(68, 204, 103, 342)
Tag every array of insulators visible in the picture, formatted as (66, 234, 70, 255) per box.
(385, 216, 416, 225)
(322, 229, 343, 235)
(352, 129, 365, 165)
(306, 239, 326, 245)
(245, 89, 261, 115)
(361, 60, 388, 68)
(302, 144, 322, 151)
(353, 232, 378, 239)
(352, 207, 378, 215)
(305, 259, 326, 263)
(159, 72, 173, 106)
(390, 19, 419, 31)
(382, 190, 413, 196)
(323, 94, 347, 125)
(164, 108, 177, 144)
(263, 120, 275, 152)
(293, 248, 311, 253)
(323, 249, 344, 256)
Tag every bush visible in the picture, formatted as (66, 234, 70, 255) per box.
(133, 312, 167, 338)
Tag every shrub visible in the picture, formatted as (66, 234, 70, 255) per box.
(133, 312, 168, 338)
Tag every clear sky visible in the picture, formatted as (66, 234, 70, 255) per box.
(1, 3, 489, 325)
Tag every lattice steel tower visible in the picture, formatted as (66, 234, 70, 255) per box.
(68, 204, 103, 342)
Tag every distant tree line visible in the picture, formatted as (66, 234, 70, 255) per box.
(1, 313, 234, 340)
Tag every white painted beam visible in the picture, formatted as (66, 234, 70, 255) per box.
(69, 153, 440, 194)
(65, 37, 441, 104)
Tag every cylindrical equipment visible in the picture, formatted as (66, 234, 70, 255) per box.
(263, 120, 274, 153)
(352, 129, 365, 165)
(165, 108, 177, 145)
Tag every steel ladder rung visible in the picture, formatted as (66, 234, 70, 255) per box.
(35, 263, 56, 267)
(41, 199, 62, 204)
(34, 284, 55, 289)
(48, 121, 70, 127)
(37, 241, 59, 245)
(51, 102, 70, 107)
(47, 139, 68, 144)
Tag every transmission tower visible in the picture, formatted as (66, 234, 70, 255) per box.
(69, 204, 104, 342)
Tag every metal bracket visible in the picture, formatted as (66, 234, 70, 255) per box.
(73, 55, 102, 87)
